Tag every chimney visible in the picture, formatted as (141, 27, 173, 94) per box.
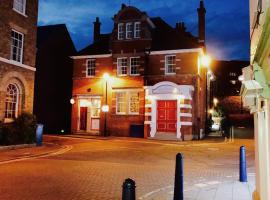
(197, 0, 206, 46)
(121, 3, 126, 9)
(175, 22, 186, 33)
(93, 17, 101, 43)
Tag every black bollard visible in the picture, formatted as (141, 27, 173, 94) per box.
(239, 146, 247, 182)
(173, 153, 184, 200)
(122, 178, 136, 200)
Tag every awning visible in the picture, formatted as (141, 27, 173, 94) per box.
(253, 62, 270, 99)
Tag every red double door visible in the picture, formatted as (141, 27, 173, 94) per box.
(157, 100, 177, 132)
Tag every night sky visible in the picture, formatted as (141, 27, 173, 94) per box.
(38, 0, 250, 61)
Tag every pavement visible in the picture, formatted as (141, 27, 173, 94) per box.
(0, 134, 255, 200)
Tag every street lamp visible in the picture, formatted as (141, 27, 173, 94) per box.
(102, 73, 110, 137)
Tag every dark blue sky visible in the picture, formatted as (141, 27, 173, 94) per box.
(38, 0, 250, 61)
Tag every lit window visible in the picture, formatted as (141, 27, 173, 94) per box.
(165, 55, 176, 74)
(5, 84, 19, 119)
(130, 57, 140, 75)
(134, 22, 141, 38)
(116, 92, 127, 114)
(126, 23, 133, 39)
(11, 30, 24, 63)
(129, 92, 139, 114)
(118, 23, 125, 40)
(86, 59, 96, 77)
(91, 98, 101, 118)
(13, 0, 26, 14)
(117, 58, 128, 76)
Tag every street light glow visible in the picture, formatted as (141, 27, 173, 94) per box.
(103, 73, 110, 81)
(201, 55, 211, 68)
(213, 98, 218, 106)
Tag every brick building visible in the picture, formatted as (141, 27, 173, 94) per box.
(71, 2, 208, 140)
(0, 0, 38, 122)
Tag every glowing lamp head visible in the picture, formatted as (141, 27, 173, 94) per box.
(208, 109, 214, 114)
(213, 98, 218, 105)
(103, 73, 110, 81)
(101, 105, 109, 112)
(70, 98, 75, 105)
(201, 55, 211, 68)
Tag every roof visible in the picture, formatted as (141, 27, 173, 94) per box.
(76, 17, 199, 56)
(150, 17, 199, 51)
(77, 34, 111, 55)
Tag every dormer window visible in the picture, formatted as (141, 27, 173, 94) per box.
(134, 22, 141, 38)
(118, 23, 125, 40)
(126, 23, 133, 39)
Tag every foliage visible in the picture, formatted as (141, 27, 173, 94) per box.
(0, 113, 37, 145)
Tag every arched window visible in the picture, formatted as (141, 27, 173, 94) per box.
(5, 84, 19, 119)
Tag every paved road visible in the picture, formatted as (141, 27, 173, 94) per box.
(0, 136, 255, 200)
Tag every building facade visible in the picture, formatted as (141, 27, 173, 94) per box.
(241, 0, 270, 199)
(34, 24, 76, 134)
(0, 0, 38, 122)
(71, 2, 208, 140)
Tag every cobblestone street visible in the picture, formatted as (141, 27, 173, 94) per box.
(0, 136, 255, 200)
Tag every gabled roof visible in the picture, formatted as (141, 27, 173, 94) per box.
(77, 34, 111, 56)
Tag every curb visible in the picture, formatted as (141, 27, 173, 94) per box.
(0, 143, 36, 151)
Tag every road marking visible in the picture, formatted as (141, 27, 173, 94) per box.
(0, 145, 73, 165)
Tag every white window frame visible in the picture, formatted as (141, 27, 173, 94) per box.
(115, 90, 140, 115)
(5, 84, 19, 120)
(130, 57, 140, 76)
(13, 0, 26, 15)
(126, 22, 133, 39)
(86, 59, 96, 77)
(117, 57, 128, 76)
(134, 22, 141, 38)
(128, 91, 140, 115)
(118, 23, 125, 40)
(165, 55, 176, 75)
(116, 92, 127, 115)
(10, 30, 24, 63)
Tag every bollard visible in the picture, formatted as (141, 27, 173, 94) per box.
(173, 153, 184, 200)
(36, 124, 44, 146)
(239, 146, 247, 182)
(122, 178, 136, 200)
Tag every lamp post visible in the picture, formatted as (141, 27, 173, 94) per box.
(200, 55, 212, 135)
(102, 73, 110, 137)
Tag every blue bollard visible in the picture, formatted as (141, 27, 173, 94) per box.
(36, 124, 44, 146)
(174, 153, 184, 200)
(239, 146, 247, 182)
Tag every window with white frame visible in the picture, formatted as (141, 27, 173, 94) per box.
(165, 55, 176, 74)
(116, 91, 140, 115)
(126, 23, 133, 39)
(13, 0, 26, 14)
(118, 23, 125, 40)
(130, 57, 140, 75)
(117, 58, 128, 75)
(5, 84, 19, 119)
(116, 92, 127, 114)
(134, 22, 141, 38)
(11, 30, 24, 63)
(129, 92, 139, 114)
(86, 59, 96, 77)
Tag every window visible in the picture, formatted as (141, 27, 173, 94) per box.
(117, 58, 128, 76)
(5, 84, 19, 119)
(165, 55, 176, 74)
(134, 22, 141, 38)
(91, 98, 101, 118)
(86, 59, 96, 77)
(118, 23, 125, 40)
(229, 72, 237, 77)
(129, 92, 139, 114)
(116, 92, 127, 114)
(11, 30, 24, 63)
(13, 0, 26, 14)
(116, 91, 140, 115)
(130, 57, 140, 75)
(126, 23, 133, 39)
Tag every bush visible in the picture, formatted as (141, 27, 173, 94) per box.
(0, 113, 37, 145)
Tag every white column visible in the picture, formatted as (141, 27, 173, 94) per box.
(150, 100, 157, 137)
